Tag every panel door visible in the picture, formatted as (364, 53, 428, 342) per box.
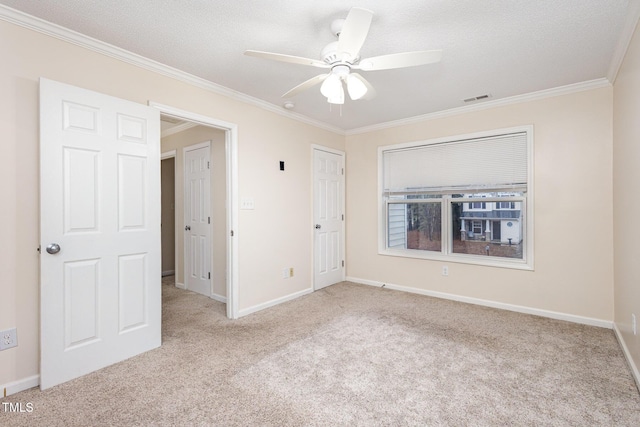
(39, 79, 161, 390)
(314, 148, 345, 290)
(184, 144, 211, 297)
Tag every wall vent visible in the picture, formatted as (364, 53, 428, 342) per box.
(463, 94, 492, 103)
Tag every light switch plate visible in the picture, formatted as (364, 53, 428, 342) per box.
(240, 197, 255, 210)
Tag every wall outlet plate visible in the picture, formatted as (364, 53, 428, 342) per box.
(0, 328, 17, 350)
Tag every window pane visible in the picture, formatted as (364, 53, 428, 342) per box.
(451, 200, 523, 259)
(387, 202, 441, 252)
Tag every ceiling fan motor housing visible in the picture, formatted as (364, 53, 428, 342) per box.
(321, 41, 359, 66)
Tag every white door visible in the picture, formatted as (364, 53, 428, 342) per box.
(313, 148, 345, 290)
(184, 143, 211, 297)
(39, 79, 161, 390)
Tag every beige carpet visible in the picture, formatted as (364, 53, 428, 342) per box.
(2, 278, 639, 426)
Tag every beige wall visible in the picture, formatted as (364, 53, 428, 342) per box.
(0, 20, 344, 386)
(613, 21, 640, 378)
(346, 87, 614, 321)
(161, 126, 227, 298)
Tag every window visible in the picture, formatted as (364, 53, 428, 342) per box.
(469, 202, 486, 209)
(496, 201, 516, 210)
(379, 127, 533, 269)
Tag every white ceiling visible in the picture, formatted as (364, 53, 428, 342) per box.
(1, 0, 636, 131)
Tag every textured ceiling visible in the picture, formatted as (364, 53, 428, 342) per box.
(1, 0, 634, 131)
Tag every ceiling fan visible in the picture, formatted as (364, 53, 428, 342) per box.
(245, 7, 442, 105)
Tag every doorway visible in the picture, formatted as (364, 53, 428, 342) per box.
(155, 103, 238, 319)
(161, 155, 176, 277)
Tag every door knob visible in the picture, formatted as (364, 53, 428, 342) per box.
(46, 243, 61, 254)
(315, 224, 321, 229)
(185, 225, 191, 231)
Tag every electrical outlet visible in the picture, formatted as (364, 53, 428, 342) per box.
(289, 267, 294, 277)
(633, 314, 637, 336)
(0, 328, 17, 350)
(282, 268, 289, 279)
(442, 265, 449, 276)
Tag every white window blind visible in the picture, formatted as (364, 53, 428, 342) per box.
(383, 132, 528, 194)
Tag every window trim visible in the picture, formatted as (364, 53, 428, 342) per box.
(378, 126, 534, 270)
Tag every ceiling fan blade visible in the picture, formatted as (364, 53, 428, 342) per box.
(337, 7, 373, 61)
(355, 50, 443, 71)
(244, 50, 329, 68)
(282, 74, 329, 98)
(347, 73, 376, 100)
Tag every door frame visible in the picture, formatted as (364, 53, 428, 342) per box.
(311, 144, 346, 291)
(151, 102, 239, 319)
(183, 140, 212, 297)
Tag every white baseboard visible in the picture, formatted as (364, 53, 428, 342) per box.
(613, 323, 640, 392)
(2, 375, 39, 397)
(211, 293, 227, 303)
(162, 270, 175, 277)
(175, 282, 186, 290)
(238, 288, 313, 318)
(346, 276, 613, 329)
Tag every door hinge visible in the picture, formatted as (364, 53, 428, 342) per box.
(208, 272, 211, 279)
(342, 168, 344, 175)
(342, 214, 344, 221)
(230, 230, 234, 237)
(342, 260, 345, 267)
(207, 161, 210, 169)
(208, 217, 210, 224)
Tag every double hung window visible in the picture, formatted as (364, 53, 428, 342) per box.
(379, 126, 533, 269)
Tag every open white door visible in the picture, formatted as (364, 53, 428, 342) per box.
(39, 79, 161, 390)
(313, 147, 345, 290)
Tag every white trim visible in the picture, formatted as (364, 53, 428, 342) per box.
(161, 150, 176, 160)
(347, 79, 610, 135)
(151, 102, 239, 320)
(311, 145, 346, 290)
(0, 4, 343, 136)
(238, 288, 313, 318)
(607, 1, 640, 84)
(2, 375, 39, 397)
(161, 122, 198, 138)
(614, 323, 640, 392)
(211, 294, 227, 304)
(175, 282, 186, 290)
(347, 276, 613, 329)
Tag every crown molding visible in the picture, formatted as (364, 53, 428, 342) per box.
(346, 78, 612, 136)
(607, 0, 640, 84)
(161, 121, 198, 138)
(0, 4, 344, 136)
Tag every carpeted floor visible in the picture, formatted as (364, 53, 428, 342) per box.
(2, 277, 639, 426)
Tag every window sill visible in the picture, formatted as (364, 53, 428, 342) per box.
(378, 248, 534, 271)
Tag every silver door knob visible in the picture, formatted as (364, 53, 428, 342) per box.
(46, 243, 61, 254)
(315, 224, 321, 229)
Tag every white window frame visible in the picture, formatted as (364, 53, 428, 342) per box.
(378, 126, 534, 270)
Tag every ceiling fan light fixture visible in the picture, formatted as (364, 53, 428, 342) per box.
(346, 74, 368, 100)
(320, 73, 342, 98)
(327, 84, 345, 104)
